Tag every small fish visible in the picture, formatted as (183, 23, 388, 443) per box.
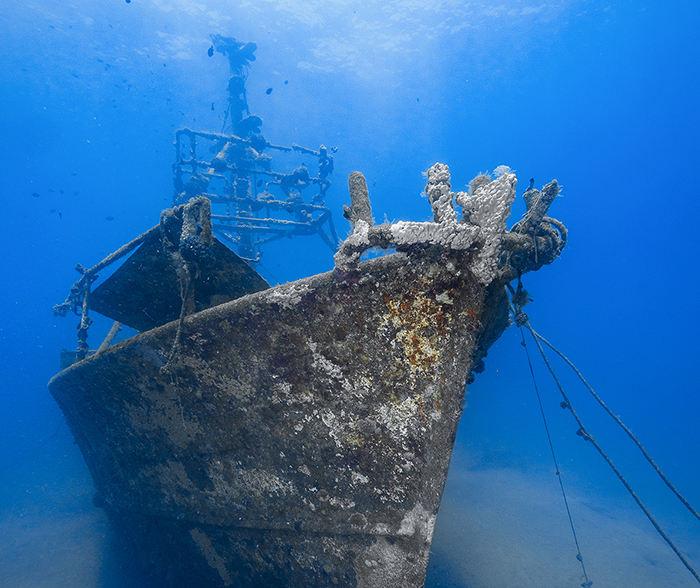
(32, 192, 40, 197)
(211, 103, 214, 111)
(284, 80, 288, 85)
(126, 0, 131, 3)
(48, 189, 55, 193)
(58, 211, 62, 219)
(60, 189, 64, 194)
(50, 208, 56, 214)
(97, 58, 104, 63)
(416, 97, 420, 102)
(71, 171, 77, 176)
(207, 46, 214, 57)
(266, 87, 273, 95)
(256, 179, 263, 187)
(106, 215, 115, 221)
(73, 191, 79, 195)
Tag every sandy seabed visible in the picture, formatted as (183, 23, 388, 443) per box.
(0, 508, 109, 588)
(426, 466, 700, 588)
(1, 464, 698, 588)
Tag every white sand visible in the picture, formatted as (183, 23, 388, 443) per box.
(428, 465, 700, 588)
(1, 458, 697, 587)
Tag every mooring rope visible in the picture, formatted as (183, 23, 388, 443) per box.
(161, 260, 194, 374)
(516, 323, 592, 588)
(161, 197, 212, 374)
(508, 281, 700, 585)
(530, 329, 700, 524)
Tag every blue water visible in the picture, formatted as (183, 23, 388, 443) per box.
(1, 1, 699, 586)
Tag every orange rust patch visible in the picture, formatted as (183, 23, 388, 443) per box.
(435, 313, 444, 330)
(415, 397, 430, 427)
(380, 291, 453, 377)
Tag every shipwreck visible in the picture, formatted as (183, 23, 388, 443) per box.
(49, 36, 567, 587)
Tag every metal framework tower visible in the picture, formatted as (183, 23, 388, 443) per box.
(172, 35, 338, 263)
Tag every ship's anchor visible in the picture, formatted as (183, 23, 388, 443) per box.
(508, 278, 700, 586)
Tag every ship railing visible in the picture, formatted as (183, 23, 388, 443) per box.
(173, 128, 338, 261)
(52, 224, 162, 362)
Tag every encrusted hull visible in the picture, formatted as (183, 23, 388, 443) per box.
(50, 163, 566, 586)
(49, 247, 511, 588)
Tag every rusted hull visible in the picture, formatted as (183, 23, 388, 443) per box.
(49, 247, 510, 587)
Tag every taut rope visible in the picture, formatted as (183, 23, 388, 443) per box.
(508, 280, 700, 585)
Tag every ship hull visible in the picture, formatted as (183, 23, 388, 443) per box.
(49, 246, 510, 587)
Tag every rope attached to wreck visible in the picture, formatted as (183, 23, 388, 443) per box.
(509, 282, 592, 587)
(523, 332, 591, 586)
(53, 197, 214, 365)
(161, 197, 214, 375)
(509, 279, 700, 586)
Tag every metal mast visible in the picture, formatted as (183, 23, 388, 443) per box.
(172, 35, 338, 263)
